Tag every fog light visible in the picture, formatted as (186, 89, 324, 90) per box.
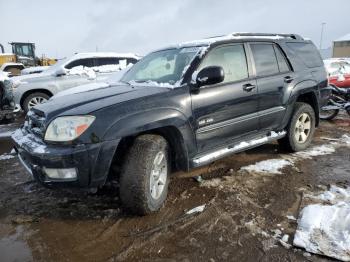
(43, 167, 77, 180)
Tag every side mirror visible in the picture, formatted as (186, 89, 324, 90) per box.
(55, 67, 67, 77)
(196, 66, 224, 87)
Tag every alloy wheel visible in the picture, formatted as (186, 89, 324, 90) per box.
(149, 151, 167, 200)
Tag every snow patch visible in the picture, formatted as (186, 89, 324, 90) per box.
(294, 144, 335, 159)
(240, 159, 293, 174)
(294, 186, 350, 261)
(0, 154, 14, 160)
(186, 204, 206, 215)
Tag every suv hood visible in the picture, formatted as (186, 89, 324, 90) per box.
(34, 83, 169, 120)
(11, 72, 54, 84)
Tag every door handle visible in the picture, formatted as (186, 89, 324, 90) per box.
(284, 76, 293, 83)
(242, 83, 256, 92)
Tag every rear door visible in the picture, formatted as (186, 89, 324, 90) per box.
(191, 43, 259, 152)
(249, 42, 294, 131)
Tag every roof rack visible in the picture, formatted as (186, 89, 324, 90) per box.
(231, 33, 303, 40)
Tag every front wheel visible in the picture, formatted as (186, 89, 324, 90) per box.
(119, 134, 170, 215)
(23, 92, 50, 113)
(279, 102, 316, 152)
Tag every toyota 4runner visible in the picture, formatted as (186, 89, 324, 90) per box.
(12, 33, 329, 214)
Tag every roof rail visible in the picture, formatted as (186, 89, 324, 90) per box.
(231, 33, 304, 40)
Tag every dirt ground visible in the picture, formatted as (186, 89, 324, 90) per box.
(0, 115, 349, 262)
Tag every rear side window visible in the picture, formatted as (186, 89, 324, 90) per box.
(274, 45, 290, 73)
(65, 58, 95, 69)
(250, 44, 279, 76)
(96, 57, 137, 69)
(286, 42, 323, 68)
(199, 44, 249, 83)
(95, 57, 119, 66)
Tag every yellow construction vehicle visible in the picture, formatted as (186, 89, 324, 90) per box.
(0, 42, 56, 76)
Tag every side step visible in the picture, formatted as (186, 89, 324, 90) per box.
(192, 131, 286, 166)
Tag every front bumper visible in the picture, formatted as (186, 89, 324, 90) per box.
(11, 128, 120, 188)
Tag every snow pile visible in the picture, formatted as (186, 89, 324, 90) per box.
(21, 66, 50, 75)
(294, 144, 335, 159)
(294, 186, 350, 261)
(241, 159, 293, 174)
(240, 138, 349, 175)
(67, 62, 133, 79)
(0, 154, 14, 160)
(67, 66, 96, 79)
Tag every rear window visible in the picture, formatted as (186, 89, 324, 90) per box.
(286, 42, 323, 68)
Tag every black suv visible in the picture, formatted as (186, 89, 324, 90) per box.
(12, 33, 328, 214)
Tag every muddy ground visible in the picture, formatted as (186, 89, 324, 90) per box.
(0, 115, 349, 262)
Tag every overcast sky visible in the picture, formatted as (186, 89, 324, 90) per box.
(0, 0, 349, 59)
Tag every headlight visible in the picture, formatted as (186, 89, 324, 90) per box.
(44, 115, 95, 142)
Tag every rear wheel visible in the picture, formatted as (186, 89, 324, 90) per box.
(279, 102, 316, 152)
(119, 134, 170, 215)
(23, 92, 50, 113)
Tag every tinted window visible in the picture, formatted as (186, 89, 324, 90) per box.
(286, 42, 323, 68)
(199, 44, 248, 83)
(127, 58, 138, 65)
(65, 58, 95, 69)
(274, 45, 290, 72)
(96, 57, 119, 66)
(250, 44, 279, 76)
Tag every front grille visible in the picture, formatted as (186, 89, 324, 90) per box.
(25, 110, 46, 138)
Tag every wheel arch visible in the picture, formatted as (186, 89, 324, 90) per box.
(20, 89, 53, 109)
(105, 109, 195, 174)
(295, 91, 320, 127)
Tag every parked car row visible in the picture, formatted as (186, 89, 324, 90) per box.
(4, 52, 140, 112)
(11, 32, 330, 214)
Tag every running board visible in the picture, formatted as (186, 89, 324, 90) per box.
(192, 131, 286, 166)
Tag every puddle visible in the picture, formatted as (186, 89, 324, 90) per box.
(0, 225, 32, 262)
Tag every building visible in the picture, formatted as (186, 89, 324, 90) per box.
(333, 33, 350, 58)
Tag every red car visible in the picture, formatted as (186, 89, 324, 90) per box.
(324, 59, 350, 88)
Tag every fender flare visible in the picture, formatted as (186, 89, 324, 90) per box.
(103, 108, 196, 171)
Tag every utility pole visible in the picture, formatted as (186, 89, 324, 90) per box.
(319, 22, 326, 50)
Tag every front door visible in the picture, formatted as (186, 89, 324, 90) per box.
(191, 43, 259, 153)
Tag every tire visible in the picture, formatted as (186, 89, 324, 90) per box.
(23, 92, 50, 113)
(278, 102, 316, 152)
(119, 134, 170, 215)
(319, 107, 339, 120)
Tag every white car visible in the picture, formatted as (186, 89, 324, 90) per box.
(8, 52, 140, 112)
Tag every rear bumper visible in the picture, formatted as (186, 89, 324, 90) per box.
(11, 128, 120, 188)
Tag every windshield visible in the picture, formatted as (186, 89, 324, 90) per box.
(121, 47, 201, 86)
(45, 57, 70, 74)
